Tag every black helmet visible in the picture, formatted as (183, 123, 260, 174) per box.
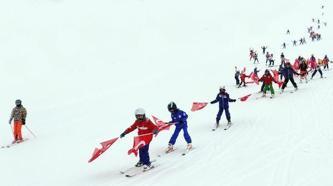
(15, 99, 22, 106)
(167, 102, 177, 112)
(265, 69, 269, 74)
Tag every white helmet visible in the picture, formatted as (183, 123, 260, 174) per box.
(220, 85, 226, 90)
(135, 108, 145, 116)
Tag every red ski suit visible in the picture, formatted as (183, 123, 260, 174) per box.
(124, 119, 157, 141)
(259, 74, 277, 85)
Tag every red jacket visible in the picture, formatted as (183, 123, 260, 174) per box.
(124, 118, 157, 136)
(240, 73, 249, 81)
(259, 74, 277, 85)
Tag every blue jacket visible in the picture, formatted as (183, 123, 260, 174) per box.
(280, 66, 298, 78)
(169, 109, 188, 128)
(211, 92, 236, 109)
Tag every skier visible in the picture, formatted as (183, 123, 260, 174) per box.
(293, 40, 297, 46)
(234, 66, 240, 86)
(9, 99, 27, 143)
(238, 70, 250, 88)
(265, 52, 270, 65)
(165, 102, 192, 153)
(322, 55, 330, 70)
(299, 59, 309, 83)
(286, 29, 290, 34)
(282, 42, 286, 49)
(253, 52, 259, 64)
(280, 62, 299, 92)
(259, 69, 278, 98)
(249, 49, 255, 61)
(268, 54, 275, 67)
(280, 52, 286, 64)
(310, 60, 323, 79)
(261, 46, 267, 55)
(120, 108, 158, 169)
(210, 86, 236, 128)
(278, 64, 284, 81)
(253, 67, 260, 77)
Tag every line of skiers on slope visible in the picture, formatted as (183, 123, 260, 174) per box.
(119, 86, 237, 169)
(235, 54, 330, 97)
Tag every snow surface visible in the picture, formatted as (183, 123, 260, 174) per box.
(1, 0, 333, 186)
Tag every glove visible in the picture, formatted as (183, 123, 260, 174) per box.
(232, 99, 236, 102)
(22, 119, 26, 125)
(120, 132, 126, 138)
(153, 129, 159, 135)
(210, 101, 214, 104)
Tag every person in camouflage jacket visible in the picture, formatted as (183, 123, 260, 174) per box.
(9, 99, 27, 143)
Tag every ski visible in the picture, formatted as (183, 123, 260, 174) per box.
(224, 123, 232, 130)
(1, 139, 29, 149)
(212, 123, 220, 131)
(181, 147, 195, 156)
(125, 164, 159, 177)
(120, 159, 156, 174)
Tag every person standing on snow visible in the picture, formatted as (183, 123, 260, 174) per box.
(210, 86, 236, 128)
(259, 69, 278, 98)
(238, 70, 250, 88)
(322, 55, 330, 70)
(309, 55, 323, 79)
(253, 52, 259, 64)
(299, 59, 309, 83)
(120, 108, 158, 169)
(280, 62, 299, 92)
(165, 102, 192, 153)
(234, 66, 240, 86)
(261, 46, 267, 54)
(9, 99, 27, 143)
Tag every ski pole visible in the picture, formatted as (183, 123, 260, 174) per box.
(24, 125, 37, 138)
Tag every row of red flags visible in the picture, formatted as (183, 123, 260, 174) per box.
(88, 78, 281, 163)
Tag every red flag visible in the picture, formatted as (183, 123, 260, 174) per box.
(191, 102, 208, 112)
(250, 73, 259, 85)
(128, 134, 153, 156)
(271, 69, 280, 82)
(151, 115, 170, 131)
(88, 137, 119, 163)
(239, 94, 252, 102)
(276, 81, 284, 88)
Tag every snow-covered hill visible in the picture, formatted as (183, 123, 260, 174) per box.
(1, 0, 332, 186)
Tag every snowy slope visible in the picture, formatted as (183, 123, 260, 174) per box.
(1, 0, 333, 186)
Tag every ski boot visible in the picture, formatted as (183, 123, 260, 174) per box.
(186, 143, 193, 151)
(135, 161, 143, 167)
(165, 144, 174, 153)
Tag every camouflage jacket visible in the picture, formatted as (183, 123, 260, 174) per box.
(10, 106, 27, 122)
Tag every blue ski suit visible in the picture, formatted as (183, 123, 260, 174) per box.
(211, 92, 236, 123)
(168, 109, 192, 145)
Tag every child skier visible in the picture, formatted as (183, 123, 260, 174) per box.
(238, 70, 250, 88)
(165, 102, 192, 153)
(299, 59, 309, 83)
(9, 99, 27, 143)
(280, 62, 299, 92)
(120, 108, 158, 169)
(322, 55, 329, 70)
(309, 55, 323, 79)
(259, 69, 278, 98)
(210, 86, 236, 128)
(234, 66, 240, 86)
